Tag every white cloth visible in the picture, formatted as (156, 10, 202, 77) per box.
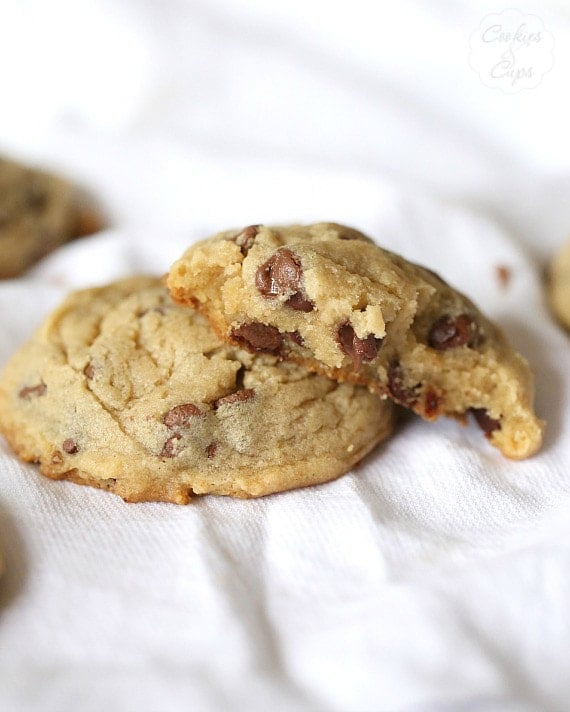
(1, 2, 570, 711)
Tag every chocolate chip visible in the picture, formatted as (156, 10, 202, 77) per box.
(471, 408, 501, 437)
(387, 362, 418, 407)
(337, 322, 383, 371)
(423, 388, 441, 418)
(206, 442, 218, 459)
(285, 291, 314, 312)
(288, 330, 304, 346)
(18, 382, 47, 399)
(214, 389, 255, 409)
(230, 322, 284, 354)
(26, 184, 47, 211)
(255, 249, 314, 311)
(62, 438, 79, 454)
(232, 224, 260, 254)
(160, 433, 182, 458)
(83, 363, 95, 379)
(428, 314, 477, 350)
(74, 207, 104, 238)
(163, 403, 202, 428)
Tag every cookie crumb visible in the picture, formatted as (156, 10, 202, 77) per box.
(496, 265, 511, 289)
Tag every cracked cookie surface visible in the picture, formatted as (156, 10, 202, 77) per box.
(0, 156, 103, 278)
(0, 277, 395, 503)
(167, 223, 544, 459)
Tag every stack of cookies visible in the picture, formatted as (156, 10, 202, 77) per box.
(0, 214, 545, 503)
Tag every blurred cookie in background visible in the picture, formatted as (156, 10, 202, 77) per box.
(0, 157, 105, 279)
(547, 239, 570, 332)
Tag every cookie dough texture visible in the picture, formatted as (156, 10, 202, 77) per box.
(0, 156, 103, 279)
(548, 238, 570, 331)
(168, 223, 544, 460)
(0, 277, 395, 503)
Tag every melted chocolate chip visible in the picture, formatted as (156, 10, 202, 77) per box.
(387, 362, 418, 407)
(255, 249, 314, 311)
(288, 330, 304, 346)
(26, 184, 47, 211)
(471, 408, 501, 437)
(337, 322, 383, 371)
(74, 207, 104, 238)
(232, 225, 260, 254)
(83, 363, 95, 379)
(285, 291, 314, 312)
(423, 388, 441, 419)
(160, 433, 182, 458)
(163, 403, 202, 428)
(214, 389, 255, 409)
(428, 314, 477, 350)
(62, 438, 79, 454)
(206, 442, 218, 459)
(230, 322, 284, 354)
(18, 382, 47, 399)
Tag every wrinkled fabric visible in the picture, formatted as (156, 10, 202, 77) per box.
(1, 2, 570, 711)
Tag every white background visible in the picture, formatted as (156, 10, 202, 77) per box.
(1, 1, 570, 710)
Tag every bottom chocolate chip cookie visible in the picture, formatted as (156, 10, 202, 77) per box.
(0, 277, 395, 503)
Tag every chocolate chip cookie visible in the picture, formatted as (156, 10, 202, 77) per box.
(0, 157, 104, 278)
(0, 277, 395, 503)
(167, 223, 544, 460)
(547, 238, 570, 331)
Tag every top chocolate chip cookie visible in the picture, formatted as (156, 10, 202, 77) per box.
(167, 222, 545, 459)
(0, 156, 104, 278)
